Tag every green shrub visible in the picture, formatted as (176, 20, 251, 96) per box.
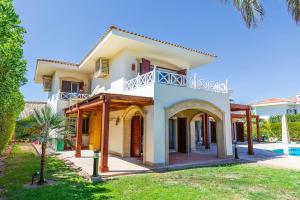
(287, 122, 300, 141)
(270, 122, 281, 139)
(0, 0, 27, 153)
(286, 114, 300, 122)
(15, 115, 37, 141)
(269, 115, 282, 123)
(0, 112, 17, 153)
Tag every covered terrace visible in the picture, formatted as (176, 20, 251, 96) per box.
(65, 93, 153, 172)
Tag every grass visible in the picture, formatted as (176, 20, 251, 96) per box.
(1, 144, 300, 200)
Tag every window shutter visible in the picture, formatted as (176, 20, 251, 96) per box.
(141, 58, 151, 74)
(79, 82, 84, 92)
(178, 69, 187, 75)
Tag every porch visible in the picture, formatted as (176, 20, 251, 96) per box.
(57, 145, 231, 178)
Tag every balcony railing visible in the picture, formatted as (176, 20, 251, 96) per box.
(125, 68, 228, 93)
(59, 92, 90, 100)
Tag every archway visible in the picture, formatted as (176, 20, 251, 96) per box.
(165, 100, 227, 165)
(122, 105, 146, 161)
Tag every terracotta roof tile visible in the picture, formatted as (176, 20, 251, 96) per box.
(109, 26, 217, 58)
(251, 97, 298, 105)
(37, 59, 79, 67)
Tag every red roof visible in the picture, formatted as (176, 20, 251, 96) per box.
(251, 97, 300, 106)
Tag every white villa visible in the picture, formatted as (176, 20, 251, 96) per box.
(34, 26, 256, 173)
(252, 93, 300, 119)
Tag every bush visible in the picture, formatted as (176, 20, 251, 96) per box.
(288, 122, 300, 141)
(15, 115, 38, 141)
(0, 0, 27, 153)
(269, 115, 282, 123)
(0, 112, 17, 153)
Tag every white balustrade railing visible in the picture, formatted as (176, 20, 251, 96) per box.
(59, 92, 90, 100)
(125, 68, 228, 93)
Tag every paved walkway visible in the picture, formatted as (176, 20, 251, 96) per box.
(238, 142, 300, 171)
(57, 150, 152, 177)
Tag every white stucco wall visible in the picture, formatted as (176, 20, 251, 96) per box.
(108, 110, 124, 155)
(47, 70, 90, 113)
(253, 104, 289, 119)
(145, 83, 233, 164)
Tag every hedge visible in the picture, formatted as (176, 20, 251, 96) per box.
(0, 112, 17, 153)
(15, 115, 37, 141)
(269, 122, 300, 141)
(269, 114, 300, 123)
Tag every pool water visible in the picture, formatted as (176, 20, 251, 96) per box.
(273, 148, 300, 156)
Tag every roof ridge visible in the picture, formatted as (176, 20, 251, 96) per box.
(109, 25, 217, 58)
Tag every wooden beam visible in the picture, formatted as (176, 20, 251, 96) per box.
(246, 109, 254, 155)
(256, 117, 260, 143)
(230, 103, 252, 112)
(231, 113, 259, 119)
(75, 110, 83, 157)
(100, 95, 110, 173)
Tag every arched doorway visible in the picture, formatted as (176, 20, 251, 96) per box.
(122, 105, 146, 161)
(165, 100, 227, 165)
(130, 114, 144, 157)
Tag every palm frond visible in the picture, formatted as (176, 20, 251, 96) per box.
(233, 0, 264, 28)
(220, 0, 264, 28)
(286, 0, 300, 24)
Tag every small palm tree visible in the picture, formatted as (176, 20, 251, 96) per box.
(222, 0, 300, 28)
(31, 106, 73, 184)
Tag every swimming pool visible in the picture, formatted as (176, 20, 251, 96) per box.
(273, 147, 300, 156)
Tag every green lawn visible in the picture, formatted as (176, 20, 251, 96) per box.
(1, 144, 300, 200)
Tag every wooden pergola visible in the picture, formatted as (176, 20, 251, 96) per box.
(65, 93, 153, 172)
(230, 103, 260, 155)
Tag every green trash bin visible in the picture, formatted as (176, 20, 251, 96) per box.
(56, 138, 64, 151)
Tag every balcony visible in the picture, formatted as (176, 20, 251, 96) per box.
(125, 68, 228, 93)
(59, 92, 90, 101)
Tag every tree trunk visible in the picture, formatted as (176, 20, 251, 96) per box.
(38, 142, 47, 184)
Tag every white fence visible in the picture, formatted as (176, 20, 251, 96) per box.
(125, 68, 228, 93)
(59, 92, 90, 100)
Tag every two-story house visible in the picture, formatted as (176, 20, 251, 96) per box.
(34, 26, 233, 172)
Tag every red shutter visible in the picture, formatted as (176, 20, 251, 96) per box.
(141, 58, 151, 74)
(79, 82, 84, 93)
(178, 69, 187, 75)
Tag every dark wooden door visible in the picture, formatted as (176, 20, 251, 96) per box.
(140, 58, 151, 74)
(131, 116, 142, 157)
(236, 122, 245, 142)
(177, 117, 187, 153)
(210, 121, 217, 143)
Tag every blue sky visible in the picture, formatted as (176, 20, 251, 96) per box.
(14, 0, 300, 104)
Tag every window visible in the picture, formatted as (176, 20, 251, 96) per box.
(286, 109, 297, 115)
(61, 80, 79, 93)
(82, 118, 89, 134)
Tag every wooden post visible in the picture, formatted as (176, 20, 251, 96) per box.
(204, 113, 210, 149)
(75, 110, 83, 157)
(256, 117, 260, 143)
(201, 115, 205, 146)
(246, 109, 254, 155)
(100, 95, 110, 173)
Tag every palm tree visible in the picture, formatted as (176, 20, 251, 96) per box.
(222, 0, 300, 28)
(31, 106, 73, 184)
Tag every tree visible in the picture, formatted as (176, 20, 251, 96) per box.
(31, 106, 73, 184)
(222, 0, 300, 28)
(0, 0, 27, 153)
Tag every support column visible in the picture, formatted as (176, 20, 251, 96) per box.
(256, 117, 260, 143)
(246, 109, 253, 155)
(100, 95, 110, 173)
(75, 110, 83, 157)
(204, 113, 210, 149)
(201, 115, 205, 146)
